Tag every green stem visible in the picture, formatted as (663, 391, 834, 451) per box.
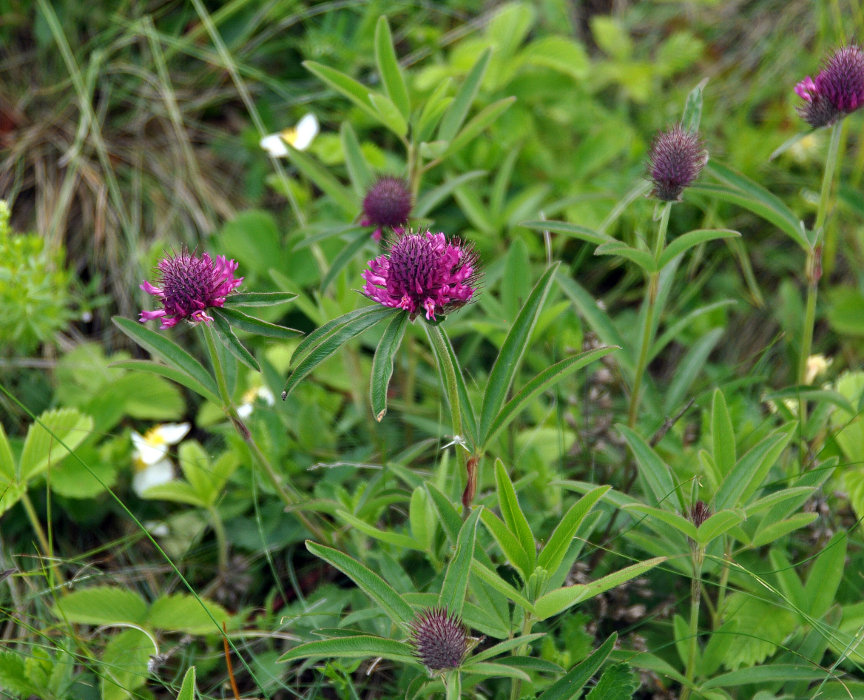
(20, 491, 65, 588)
(445, 669, 462, 700)
(628, 202, 671, 427)
(681, 545, 704, 700)
(509, 614, 534, 700)
(208, 505, 229, 572)
(202, 326, 329, 543)
(424, 324, 464, 448)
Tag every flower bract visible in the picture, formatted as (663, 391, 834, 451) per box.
(362, 230, 479, 322)
(139, 249, 243, 329)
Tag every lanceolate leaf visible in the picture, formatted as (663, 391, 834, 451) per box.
(223, 291, 297, 307)
(594, 242, 656, 272)
(112, 316, 218, 398)
(374, 16, 410, 119)
(371, 311, 408, 421)
(438, 49, 491, 142)
(494, 460, 535, 563)
(213, 307, 301, 339)
(617, 425, 677, 508)
(439, 507, 481, 617)
(680, 79, 707, 133)
(657, 229, 739, 269)
(443, 97, 516, 157)
(480, 263, 560, 443)
(303, 61, 378, 121)
(480, 508, 532, 580)
(307, 541, 415, 626)
(538, 486, 610, 575)
(320, 230, 371, 292)
(211, 312, 260, 372)
(538, 632, 617, 700)
(278, 636, 416, 665)
(521, 220, 616, 246)
(284, 143, 357, 216)
(175, 667, 197, 700)
(19, 408, 94, 482)
(110, 360, 220, 404)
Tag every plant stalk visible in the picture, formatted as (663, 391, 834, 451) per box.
(445, 669, 462, 700)
(681, 544, 704, 700)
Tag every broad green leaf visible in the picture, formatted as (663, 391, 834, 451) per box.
(307, 541, 415, 626)
(112, 316, 218, 398)
(470, 560, 535, 613)
(374, 16, 409, 119)
(695, 509, 745, 545)
(480, 508, 532, 580)
(54, 586, 148, 626)
(415, 78, 453, 144)
(745, 486, 815, 516)
(484, 347, 618, 447)
(148, 594, 232, 634)
(0, 652, 39, 697)
(284, 143, 357, 216)
(621, 504, 696, 540)
(176, 666, 196, 700)
(303, 61, 378, 121)
(335, 509, 422, 550)
(657, 229, 739, 269)
(212, 312, 260, 371)
(101, 628, 153, 700)
(110, 359, 220, 404)
(750, 512, 818, 548)
(538, 486, 610, 574)
(425, 482, 463, 544)
(768, 548, 806, 610)
(594, 242, 656, 272)
(278, 636, 416, 664)
(443, 97, 516, 158)
(522, 220, 616, 246)
(538, 632, 617, 700)
(439, 507, 481, 616)
(282, 306, 399, 398)
(711, 389, 736, 478)
(680, 79, 707, 133)
(438, 49, 491, 142)
(320, 231, 370, 292)
(213, 307, 301, 339)
(340, 122, 373, 195)
(585, 662, 639, 700)
(494, 460, 535, 562)
(715, 423, 796, 509)
(522, 36, 589, 79)
(702, 665, 827, 688)
(371, 311, 408, 421)
(414, 170, 486, 219)
(368, 92, 408, 138)
(534, 558, 665, 620)
(223, 291, 297, 307)
(803, 532, 846, 617)
(616, 425, 677, 508)
(19, 408, 93, 481)
(480, 263, 559, 443)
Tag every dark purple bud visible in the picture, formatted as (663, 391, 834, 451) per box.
(796, 44, 864, 128)
(362, 176, 412, 241)
(647, 125, 708, 202)
(409, 607, 468, 671)
(689, 501, 711, 528)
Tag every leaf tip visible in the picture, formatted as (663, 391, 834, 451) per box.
(375, 409, 387, 422)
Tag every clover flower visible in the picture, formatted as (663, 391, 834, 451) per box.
(647, 125, 708, 202)
(260, 113, 319, 157)
(139, 249, 243, 329)
(409, 607, 468, 672)
(362, 176, 412, 241)
(796, 45, 864, 128)
(131, 423, 190, 496)
(362, 230, 479, 322)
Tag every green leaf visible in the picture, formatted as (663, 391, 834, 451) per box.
(335, 509, 422, 550)
(534, 558, 665, 620)
(480, 508, 532, 580)
(278, 635, 416, 665)
(715, 423, 796, 510)
(465, 633, 547, 665)
(711, 389, 736, 479)
(695, 509, 745, 545)
(484, 347, 618, 447)
(148, 593, 231, 635)
(176, 666, 197, 700)
(538, 632, 617, 700)
(101, 628, 153, 700)
(750, 512, 818, 548)
(112, 316, 218, 398)
(443, 97, 516, 157)
(438, 49, 491, 142)
(340, 122, 373, 195)
(223, 291, 297, 307)
(0, 422, 14, 481)
(616, 425, 677, 508)
(439, 507, 481, 617)
(139, 480, 206, 507)
(538, 486, 610, 575)
(522, 220, 616, 246)
(494, 460, 535, 562)
(282, 306, 399, 398)
(702, 665, 826, 688)
(370, 311, 408, 421)
(663, 327, 723, 414)
(213, 307, 301, 339)
(177, 440, 214, 504)
(414, 170, 486, 219)
(110, 359, 220, 404)
(409, 487, 433, 551)
(415, 78, 453, 144)
(0, 651, 40, 697)
(368, 92, 408, 137)
(54, 586, 148, 626)
(804, 532, 846, 617)
(463, 662, 530, 681)
(307, 541, 415, 626)
(425, 324, 478, 447)
(480, 263, 559, 443)
(320, 230, 371, 292)
(621, 504, 696, 540)
(657, 229, 739, 269)
(374, 16, 409, 119)
(680, 79, 707, 133)
(594, 242, 656, 272)
(425, 482, 463, 544)
(284, 143, 357, 216)
(585, 663, 639, 700)
(470, 560, 535, 613)
(211, 311, 260, 371)
(303, 60, 378, 121)
(19, 408, 93, 482)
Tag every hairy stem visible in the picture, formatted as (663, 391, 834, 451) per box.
(681, 544, 704, 699)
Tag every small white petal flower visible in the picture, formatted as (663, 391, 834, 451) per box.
(260, 113, 319, 156)
(805, 354, 832, 385)
(237, 385, 276, 418)
(133, 458, 175, 496)
(131, 423, 190, 497)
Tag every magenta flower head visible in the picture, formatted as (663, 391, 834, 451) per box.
(362, 230, 480, 322)
(796, 44, 864, 128)
(409, 607, 468, 672)
(139, 248, 243, 329)
(362, 176, 412, 241)
(647, 125, 708, 202)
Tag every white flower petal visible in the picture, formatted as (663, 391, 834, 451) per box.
(291, 113, 319, 150)
(257, 386, 275, 406)
(134, 459, 175, 497)
(260, 133, 290, 157)
(156, 423, 191, 444)
(236, 403, 253, 419)
(132, 434, 168, 466)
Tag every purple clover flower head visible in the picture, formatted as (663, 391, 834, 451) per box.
(139, 249, 243, 329)
(362, 230, 480, 322)
(796, 44, 864, 128)
(362, 176, 412, 241)
(409, 607, 468, 672)
(647, 125, 708, 202)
